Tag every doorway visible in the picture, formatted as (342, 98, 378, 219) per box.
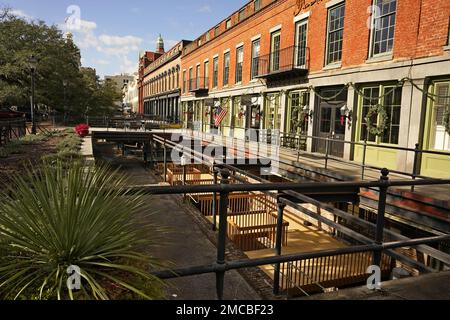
(314, 87, 347, 158)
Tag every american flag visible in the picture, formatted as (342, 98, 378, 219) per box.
(214, 106, 228, 127)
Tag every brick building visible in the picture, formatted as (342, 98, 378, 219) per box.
(141, 39, 191, 122)
(138, 50, 163, 115)
(180, 0, 450, 178)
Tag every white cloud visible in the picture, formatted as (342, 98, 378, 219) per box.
(94, 59, 110, 65)
(119, 55, 138, 75)
(10, 9, 33, 20)
(198, 5, 212, 13)
(99, 35, 143, 47)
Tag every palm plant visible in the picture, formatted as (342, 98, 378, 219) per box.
(0, 162, 164, 300)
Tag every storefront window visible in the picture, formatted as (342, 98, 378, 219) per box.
(359, 84, 402, 145)
(287, 91, 309, 134)
(221, 98, 232, 128)
(234, 97, 245, 128)
(428, 82, 450, 151)
(265, 94, 281, 130)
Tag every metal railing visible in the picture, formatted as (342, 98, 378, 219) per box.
(279, 132, 450, 190)
(137, 135, 450, 298)
(255, 46, 310, 78)
(0, 118, 27, 146)
(133, 167, 450, 299)
(188, 77, 209, 92)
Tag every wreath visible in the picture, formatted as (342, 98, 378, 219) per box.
(290, 106, 307, 132)
(444, 106, 450, 135)
(365, 104, 389, 136)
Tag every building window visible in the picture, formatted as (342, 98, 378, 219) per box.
(188, 68, 193, 91)
(182, 71, 186, 93)
(235, 46, 244, 83)
(265, 94, 281, 130)
(287, 91, 310, 134)
(251, 39, 260, 79)
(426, 81, 450, 151)
(197, 38, 202, 46)
(238, 9, 246, 22)
(370, 0, 396, 57)
(295, 19, 308, 68)
(206, 32, 210, 42)
(270, 30, 281, 72)
(254, 0, 261, 12)
(196, 65, 201, 89)
(204, 61, 209, 88)
(325, 3, 345, 65)
(226, 19, 232, 29)
(213, 57, 219, 88)
(233, 97, 245, 128)
(214, 26, 220, 37)
(223, 52, 230, 86)
(359, 84, 402, 145)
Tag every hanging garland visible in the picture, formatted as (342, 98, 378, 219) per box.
(365, 104, 389, 136)
(444, 106, 450, 135)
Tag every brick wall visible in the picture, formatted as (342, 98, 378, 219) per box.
(181, 0, 450, 97)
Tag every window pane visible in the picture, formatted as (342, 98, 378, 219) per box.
(430, 83, 450, 150)
(326, 3, 345, 65)
(371, 0, 396, 56)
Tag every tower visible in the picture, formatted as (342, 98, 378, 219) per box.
(156, 34, 165, 54)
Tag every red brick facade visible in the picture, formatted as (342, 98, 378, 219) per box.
(181, 0, 450, 93)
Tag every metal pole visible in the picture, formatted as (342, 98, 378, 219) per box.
(411, 143, 420, 192)
(216, 169, 230, 300)
(163, 139, 167, 183)
(273, 200, 286, 295)
(325, 135, 330, 169)
(212, 167, 219, 231)
(373, 168, 389, 267)
(30, 69, 36, 135)
(362, 139, 367, 180)
(183, 163, 187, 199)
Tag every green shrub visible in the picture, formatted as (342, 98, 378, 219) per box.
(0, 162, 164, 300)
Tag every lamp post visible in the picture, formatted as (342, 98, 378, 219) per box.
(29, 55, 38, 135)
(63, 80, 68, 124)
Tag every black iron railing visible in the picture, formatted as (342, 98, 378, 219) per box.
(255, 46, 309, 78)
(188, 77, 209, 92)
(131, 138, 450, 299)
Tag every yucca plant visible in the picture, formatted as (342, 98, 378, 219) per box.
(0, 161, 164, 300)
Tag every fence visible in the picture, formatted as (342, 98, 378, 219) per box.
(0, 119, 27, 146)
(134, 164, 450, 299)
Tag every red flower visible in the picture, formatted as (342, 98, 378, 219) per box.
(75, 124, 90, 137)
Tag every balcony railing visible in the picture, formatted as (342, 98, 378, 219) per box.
(188, 77, 209, 95)
(254, 45, 309, 80)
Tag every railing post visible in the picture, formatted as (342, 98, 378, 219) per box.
(216, 169, 230, 300)
(273, 199, 286, 295)
(212, 166, 219, 231)
(411, 143, 420, 192)
(163, 138, 167, 183)
(182, 161, 187, 199)
(373, 168, 390, 267)
(325, 135, 330, 169)
(362, 139, 367, 180)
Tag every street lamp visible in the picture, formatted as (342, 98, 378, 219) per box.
(29, 55, 38, 134)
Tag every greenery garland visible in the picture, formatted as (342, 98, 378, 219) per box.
(444, 106, 450, 136)
(365, 104, 389, 136)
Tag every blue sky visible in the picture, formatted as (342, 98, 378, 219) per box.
(1, 0, 247, 77)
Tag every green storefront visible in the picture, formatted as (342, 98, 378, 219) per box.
(421, 79, 450, 178)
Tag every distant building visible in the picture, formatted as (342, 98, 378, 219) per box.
(141, 39, 191, 122)
(104, 74, 135, 93)
(122, 73, 139, 114)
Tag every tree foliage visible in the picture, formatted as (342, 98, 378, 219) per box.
(0, 8, 121, 116)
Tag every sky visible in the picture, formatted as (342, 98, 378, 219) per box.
(1, 0, 247, 78)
